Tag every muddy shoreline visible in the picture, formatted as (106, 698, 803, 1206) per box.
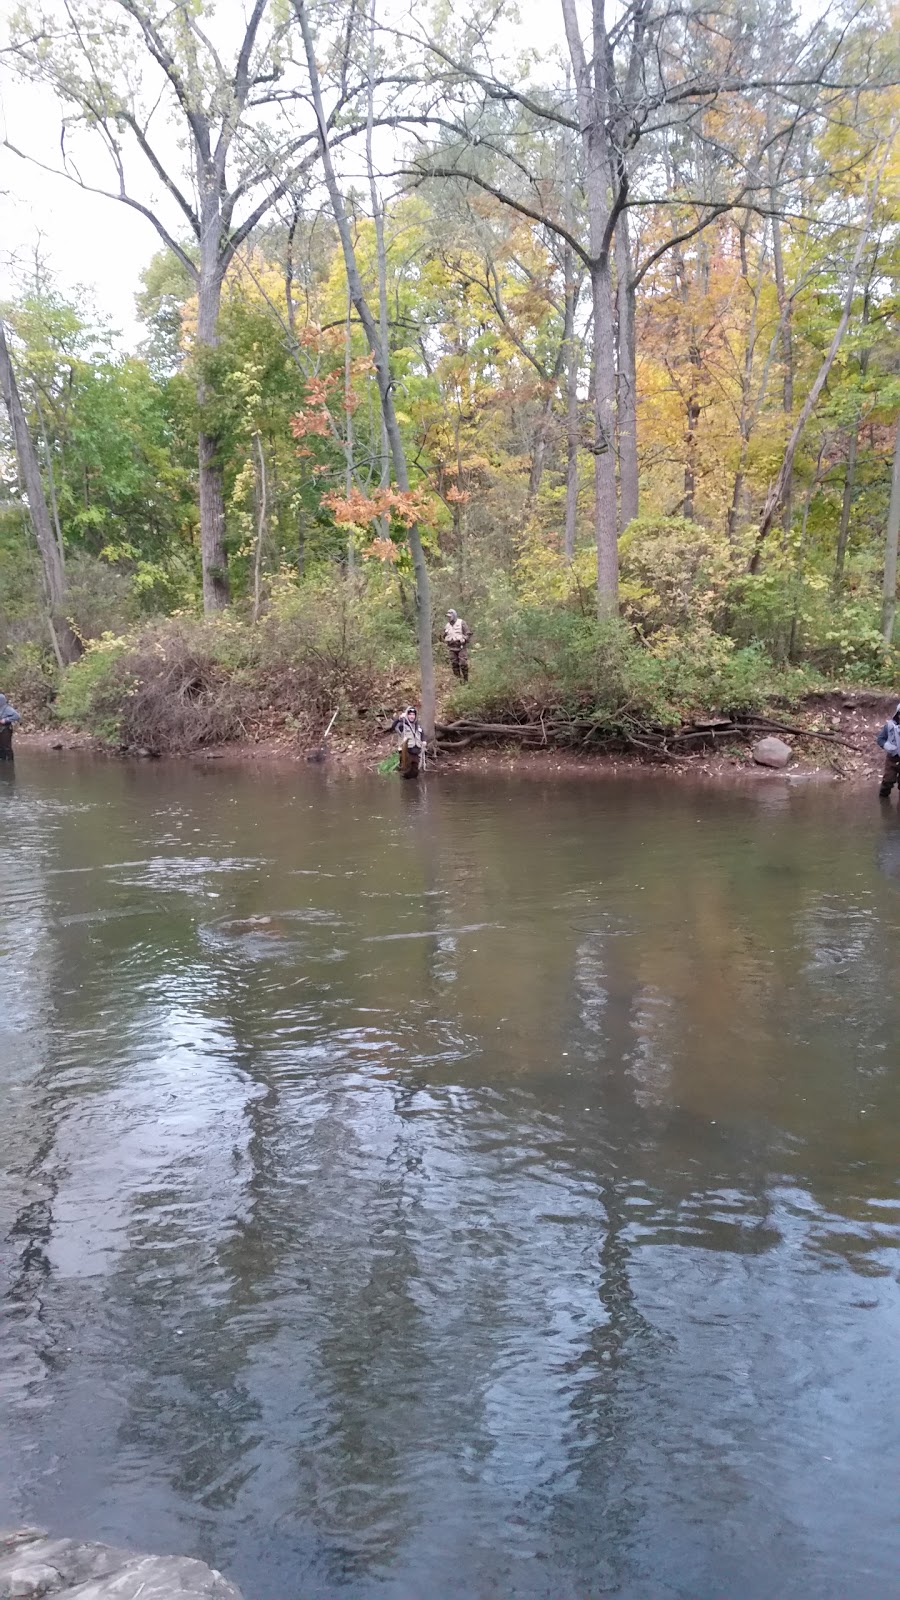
(13, 686, 894, 791)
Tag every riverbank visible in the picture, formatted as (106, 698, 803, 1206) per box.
(13, 689, 895, 787)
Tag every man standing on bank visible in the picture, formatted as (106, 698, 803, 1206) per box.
(875, 702, 900, 799)
(442, 609, 472, 682)
(0, 693, 21, 762)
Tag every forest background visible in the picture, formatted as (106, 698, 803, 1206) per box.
(1, 0, 898, 753)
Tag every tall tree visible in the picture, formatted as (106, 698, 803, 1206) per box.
(406, 0, 892, 605)
(0, 318, 80, 662)
(750, 134, 893, 569)
(4, 0, 360, 610)
(293, 0, 436, 738)
(882, 422, 900, 645)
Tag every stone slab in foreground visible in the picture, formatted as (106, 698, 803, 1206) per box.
(0, 1529, 243, 1600)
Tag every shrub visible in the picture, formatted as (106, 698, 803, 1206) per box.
(794, 593, 895, 682)
(448, 607, 805, 734)
(725, 556, 897, 683)
(56, 622, 250, 751)
(55, 636, 129, 743)
(66, 553, 141, 641)
(447, 608, 637, 723)
(0, 642, 59, 723)
(53, 573, 421, 752)
(258, 570, 417, 724)
(619, 516, 733, 633)
(48, 556, 888, 757)
(637, 626, 810, 720)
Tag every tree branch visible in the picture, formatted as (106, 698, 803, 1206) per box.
(118, 111, 200, 233)
(404, 164, 593, 268)
(1, 138, 199, 280)
(113, 0, 210, 160)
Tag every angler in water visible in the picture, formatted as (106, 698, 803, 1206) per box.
(442, 609, 472, 682)
(876, 702, 900, 799)
(0, 694, 21, 762)
(392, 706, 427, 779)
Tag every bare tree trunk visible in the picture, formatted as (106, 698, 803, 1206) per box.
(453, 409, 467, 590)
(881, 422, 900, 644)
(561, 0, 619, 611)
(197, 217, 230, 612)
(727, 238, 767, 544)
(527, 383, 558, 503)
(750, 150, 887, 572)
(835, 267, 874, 584)
(683, 360, 701, 520)
(344, 287, 356, 570)
(252, 431, 267, 622)
(671, 233, 702, 523)
(562, 102, 581, 562)
(726, 467, 745, 545)
(564, 246, 579, 562)
(366, 0, 391, 494)
(591, 260, 619, 606)
(768, 102, 794, 534)
(294, 0, 435, 738)
(285, 206, 298, 338)
(788, 439, 826, 661)
(834, 427, 859, 583)
(34, 394, 65, 564)
(0, 319, 81, 664)
(615, 214, 639, 529)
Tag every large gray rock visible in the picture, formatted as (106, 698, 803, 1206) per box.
(0, 1530, 242, 1600)
(752, 735, 792, 769)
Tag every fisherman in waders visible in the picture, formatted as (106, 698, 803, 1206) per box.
(876, 702, 900, 799)
(0, 694, 21, 761)
(392, 706, 426, 779)
(442, 609, 472, 682)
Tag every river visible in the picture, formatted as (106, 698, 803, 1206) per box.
(1, 754, 899, 1599)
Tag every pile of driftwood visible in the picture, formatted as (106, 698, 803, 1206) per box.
(435, 712, 864, 762)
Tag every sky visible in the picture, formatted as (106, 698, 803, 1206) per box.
(0, 71, 172, 346)
(0, 0, 554, 350)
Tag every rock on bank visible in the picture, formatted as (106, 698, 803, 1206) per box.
(0, 1529, 243, 1599)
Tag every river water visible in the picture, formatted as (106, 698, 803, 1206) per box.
(1, 754, 900, 1599)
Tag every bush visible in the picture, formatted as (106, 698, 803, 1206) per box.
(636, 626, 810, 720)
(56, 622, 249, 751)
(725, 556, 897, 683)
(66, 553, 141, 641)
(448, 605, 805, 734)
(795, 593, 895, 682)
(53, 572, 421, 752)
(619, 516, 733, 634)
(55, 636, 129, 742)
(47, 555, 888, 756)
(447, 608, 636, 722)
(257, 570, 417, 723)
(0, 642, 59, 724)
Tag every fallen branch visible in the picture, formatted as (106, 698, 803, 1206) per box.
(434, 711, 869, 760)
(739, 718, 865, 754)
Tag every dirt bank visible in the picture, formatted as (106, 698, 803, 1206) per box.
(13, 690, 896, 788)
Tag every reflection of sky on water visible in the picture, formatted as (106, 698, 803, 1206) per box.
(2, 761, 900, 1599)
